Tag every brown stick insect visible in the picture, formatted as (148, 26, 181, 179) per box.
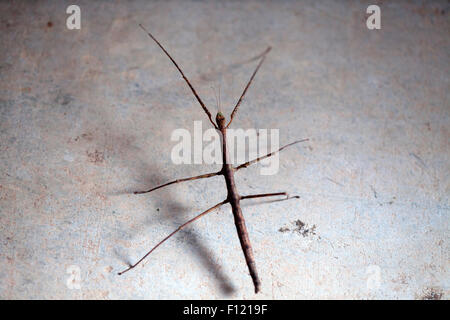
(118, 24, 308, 294)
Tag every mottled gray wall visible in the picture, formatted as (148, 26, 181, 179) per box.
(0, 0, 448, 299)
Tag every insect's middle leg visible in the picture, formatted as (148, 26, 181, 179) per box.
(240, 192, 299, 201)
(134, 171, 221, 194)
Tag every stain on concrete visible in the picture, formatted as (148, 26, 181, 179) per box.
(86, 150, 105, 164)
(279, 220, 317, 238)
(55, 92, 74, 106)
(278, 227, 290, 233)
(418, 287, 443, 300)
(293, 220, 317, 237)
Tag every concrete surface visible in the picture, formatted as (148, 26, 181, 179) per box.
(0, 0, 448, 299)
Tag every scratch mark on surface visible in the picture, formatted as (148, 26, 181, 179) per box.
(370, 185, 378, 198)
(410, 153, 427, 169)
(326, 177, 344, 187)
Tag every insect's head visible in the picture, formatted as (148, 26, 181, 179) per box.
(215, 112, 226, 128)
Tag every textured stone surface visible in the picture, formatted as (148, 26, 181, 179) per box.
(0, 0, 448, 299)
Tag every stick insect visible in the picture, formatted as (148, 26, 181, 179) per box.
(118, 24, 308, 293)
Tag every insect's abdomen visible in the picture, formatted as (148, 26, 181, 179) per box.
(230, 199, 261, 293)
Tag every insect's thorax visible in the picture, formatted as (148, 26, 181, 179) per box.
(220, 128, 240, 202)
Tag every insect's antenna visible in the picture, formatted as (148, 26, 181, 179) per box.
(226, 46, 271, 128)
(218, 85, 221, 112)
(139, 24, 217, 129)
(211, 85, 219, 112)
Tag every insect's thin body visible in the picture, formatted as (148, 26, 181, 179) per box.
(217, 114, 261, 292)
(118, 24, 308, 294)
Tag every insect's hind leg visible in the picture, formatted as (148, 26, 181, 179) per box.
(118, 199, 228, 275)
